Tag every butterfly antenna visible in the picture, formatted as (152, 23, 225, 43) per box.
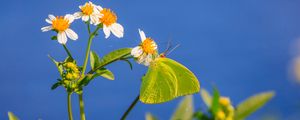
(166, 44, 180, 56)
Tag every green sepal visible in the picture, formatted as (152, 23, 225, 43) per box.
(51, 36, 57, 40)
(121, 59, 133, 70)
(48, 55, 63, 76)
(51, 79, 62, 90)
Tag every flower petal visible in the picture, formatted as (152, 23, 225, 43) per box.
(41, 26, 53, 32)
(65, 14, 75, 23)
(73, 12, 83, 19)
(138, 29, 146, 41)
(131, 46, 143, 57)
(95, 5, 103, 11)
(45, 19, 52, 24)
(65, 29, 78, 40)
(103, 25, 111, 38)
(144, 54, 153, 66)
(57, 32, 67, 44)
(90, 15, 99, 25)
(110, 23, 124, 38)
(137, 53, 147, 64)
(48, 14, 55, 20)
(82, 15, 89, 22)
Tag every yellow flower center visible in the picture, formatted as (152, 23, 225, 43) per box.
(100, 8, 117, 26)
(81, 3, 94, 15)
(52, 16, 70, 32)
(141, 38, 156, 54)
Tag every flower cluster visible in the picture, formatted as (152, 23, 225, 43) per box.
(216, 97, 234, 120)
(62, 62, 81, 92)
(41, 1, 124, 44)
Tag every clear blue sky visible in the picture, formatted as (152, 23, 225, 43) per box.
(1, 0, 300, 119)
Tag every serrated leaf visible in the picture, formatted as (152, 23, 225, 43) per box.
(171, 95, 194, 120)
(91, 48, 132, 73)
(95, 68, 114, 80)
(146, 112, 158, 120)
(90, 51, 101, 70)
(48, 55, 63, 76)
(235, 91, 275, 120)
(200, 88, 212, 107)
(8, 112, 19, 120)
(211, 87, 220, 116)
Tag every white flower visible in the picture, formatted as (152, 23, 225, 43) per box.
(131, 29, 158, 66)
(73, 1, 102, 25)
(96, 7, 124, 38)
(41, 14, 78, 44)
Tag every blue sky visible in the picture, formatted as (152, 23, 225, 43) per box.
(1, 0, 300, 119)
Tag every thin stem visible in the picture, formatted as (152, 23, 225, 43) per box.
(121, 95, 140, 120)
(87, 23, 91, 35)
(78, 25, 102, 120)
(63, 45, 74, 60)
(79, 93, 86, 120)
(67, 93, 74, 120)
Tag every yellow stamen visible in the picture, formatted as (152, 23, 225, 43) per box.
(141, 38, 156, 54)
(81, 3, 94, 15)
(52, 16, 69, 32)
(100, 8, 117, 26)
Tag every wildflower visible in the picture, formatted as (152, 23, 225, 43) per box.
(216, 111, 226, 120)
(96, 6, 124, 38)
(73, 1, 102, 24)
(41, 14, 78, 44)
(131, 29, 158, 66)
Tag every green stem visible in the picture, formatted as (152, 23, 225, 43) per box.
(67, 93, 73, 120)
(121, 95, 140, 120)
(63, 45, 74, 60)
(78, 25, 102, 120)
(79, 93, 86, 120)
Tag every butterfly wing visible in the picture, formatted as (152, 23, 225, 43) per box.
(140, 57, 200, 104)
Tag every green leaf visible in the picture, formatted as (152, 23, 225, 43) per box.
(95, 68, 115, 80)
(211, 87, 220, 116)
(200, 88, 212, 107)
(64, 56, 74, 63)
(51, 80, 62, 90)
(91, 48, 132, 73)
(171, 95, 194, 120)
(8, 112, 19, 120)
(235, 91, 275, 120)
(145, 112, 158, 120)
(90, 51, 101, 70)
(140, 58, 200, 104)
(48, 55, 63, 76)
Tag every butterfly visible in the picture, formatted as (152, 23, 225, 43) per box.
(139, 42, 200, 104)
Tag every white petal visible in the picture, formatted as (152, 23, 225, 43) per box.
(82, 15, 89, 22)
(103, 25, 111, 38)
(137, 53, 147, 64)
(57, 32, 67, 44)
(48, 14, 55, 20)
(45, 19, 52, 24)
(73, 12, 83, 19)
(65, 29, 78, 40)
(41, 26, 53, 32)
(138, 29, 146, 41)
(95, 5, 103, 11)
(144, 54, 153, 66)
(131, 46, 143, 57)
(65, 14, 75, 23)
(110, 23, 124, 38)
(90, 15, 99, 25)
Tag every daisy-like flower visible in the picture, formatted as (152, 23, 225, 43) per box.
(131, 29, 158, 66)
(41, 14, 78, 44)
(96, 6, 124, 38)
(73, 1, 102, 24)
